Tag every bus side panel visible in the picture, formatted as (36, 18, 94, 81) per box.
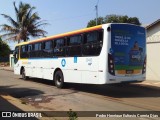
(23, 59, 53, 80)
(61, 56, 99, 84)
(80, 57, 99, 84)
(14, 60, 21, 75)
(98, 25, 110, 84)
(25, 59, 33, 77)
(60, 57, 82, 83)
(41, 59, 53, 80)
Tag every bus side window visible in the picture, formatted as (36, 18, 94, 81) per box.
(28, 44, 32, 52)
(53, 38, 65, 57)
(43, 41, 53, 58)
(44, 41, 52, 50)
(67, 35, 82, 56)
(82, 30, 103, 56)
(22, 46, 26, 52)
(98, 29, 104, 48)
(28, 44, 33, 58)
(35, 43, 42, 58)
(86, 31, 98, 43)
(98, 30, 103, 43)
(20, 45, 28, 58)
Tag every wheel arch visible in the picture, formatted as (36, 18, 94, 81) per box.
(53, 68, 63, 80)
(20, 66, 24, 75)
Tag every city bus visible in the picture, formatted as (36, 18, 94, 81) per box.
(13, 23, 146, 88)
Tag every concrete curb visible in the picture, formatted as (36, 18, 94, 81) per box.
(0, 67, 14, 72)
(1, 95, 38, 111)
(1, 95, 57, 120)
(135, 81, 160, 90)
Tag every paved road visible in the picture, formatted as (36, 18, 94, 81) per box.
(0, 69, 160, 119)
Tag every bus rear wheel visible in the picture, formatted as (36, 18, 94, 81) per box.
(22, 68, 28, 80)
(54, 70, 64, 88)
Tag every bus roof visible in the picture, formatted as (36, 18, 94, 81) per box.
(16, 25, 102, 47)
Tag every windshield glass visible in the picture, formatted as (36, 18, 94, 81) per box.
(14, 46, 19, 64)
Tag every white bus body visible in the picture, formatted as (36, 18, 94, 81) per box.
(14, 23, 146, 88)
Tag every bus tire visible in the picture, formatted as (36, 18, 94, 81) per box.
(54, 70, 64, 88)
(22, 68, 28, 80)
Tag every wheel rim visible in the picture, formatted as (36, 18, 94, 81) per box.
(56, 74, 62, 85)
(22, 69, 26, 79)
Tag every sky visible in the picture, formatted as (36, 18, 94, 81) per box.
(0, 0, 160, 50)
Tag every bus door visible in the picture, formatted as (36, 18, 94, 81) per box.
(70, 57, 82, 83)
(82, 57, 99, 84)
(13, 46, 20, 75)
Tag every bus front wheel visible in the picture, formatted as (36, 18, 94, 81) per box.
(54, 70, 64, 88)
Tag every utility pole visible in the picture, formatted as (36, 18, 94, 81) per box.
(95, 0, 99, 25)
(95, 5, 98, 25)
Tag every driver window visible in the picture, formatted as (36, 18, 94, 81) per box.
(14, 46, 19, 63)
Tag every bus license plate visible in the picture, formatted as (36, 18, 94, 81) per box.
(126, 70, 133, 74)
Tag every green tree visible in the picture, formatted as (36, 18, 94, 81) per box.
(128, 17, 141, 25)
(0, 37, 11, 57)
(87, 14, 141, 27)
(104, 15, 141, 25)
(87, 17, 104, 27)
(104, 15, 120, 23)
(0, 1, 48, 43)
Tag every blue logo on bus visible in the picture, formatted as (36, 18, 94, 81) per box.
(74, 57, 77, 63)
(61, 59, 66, 67)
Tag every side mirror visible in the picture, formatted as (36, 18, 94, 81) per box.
(13, 51, 18, 59)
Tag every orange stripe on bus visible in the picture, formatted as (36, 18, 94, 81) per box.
(15, 25, 102, 46)
(29, 25, 102, 44)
